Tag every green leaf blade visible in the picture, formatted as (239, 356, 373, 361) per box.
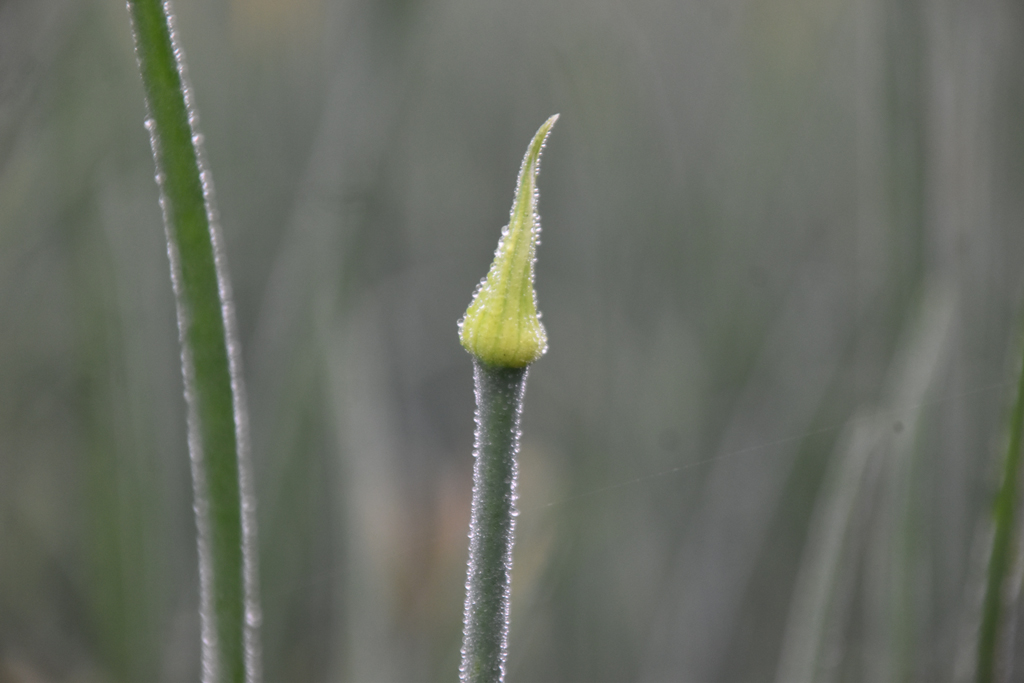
(126, 2, 260, 682)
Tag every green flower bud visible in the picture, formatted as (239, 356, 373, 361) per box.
(459, 114, 558, 368)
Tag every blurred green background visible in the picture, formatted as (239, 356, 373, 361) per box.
(2, 0, 1024, 680)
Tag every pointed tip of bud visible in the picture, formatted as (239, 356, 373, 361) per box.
(459, 115, 558, 368)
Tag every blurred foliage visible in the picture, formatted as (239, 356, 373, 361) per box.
(2, 0, 1024, 681)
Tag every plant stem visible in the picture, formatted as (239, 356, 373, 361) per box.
(126, 2, 260, 682)
(458, 115, 555, 683)
(978, 331, 1024, 683)
(461, 359, 528, 683)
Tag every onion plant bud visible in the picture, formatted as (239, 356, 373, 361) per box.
(459, 114, 558, 368)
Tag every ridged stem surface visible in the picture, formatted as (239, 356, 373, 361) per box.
(126, 2, 260, 682)
(461, 360, 528, 683)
